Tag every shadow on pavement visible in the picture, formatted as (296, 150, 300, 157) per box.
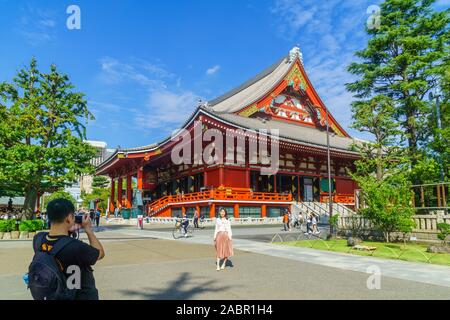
(119, 272, 232, 300)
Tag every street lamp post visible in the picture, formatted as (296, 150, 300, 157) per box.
(429, 92, 445, 183)
(326, 108, 333, 237)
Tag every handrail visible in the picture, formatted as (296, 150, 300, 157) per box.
(147, 188, 292, 216)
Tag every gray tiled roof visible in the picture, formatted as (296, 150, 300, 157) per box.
(203, 109, 358, 153)
(208, 56, 292, 113)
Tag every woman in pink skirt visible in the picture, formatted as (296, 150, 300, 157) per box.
(214, 207, 233, 271)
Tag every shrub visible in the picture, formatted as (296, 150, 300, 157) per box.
(0, 220, 17, 232)
(437, 223, 450, 245)
(18, 220, 45, 232)
(355, 175, 415, 242)
(19, 220, 33, 232)
(32, 220, 45, 231)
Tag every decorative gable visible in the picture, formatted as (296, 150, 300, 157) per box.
(236, 58, 348, 138)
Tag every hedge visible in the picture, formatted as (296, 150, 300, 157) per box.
(0, 219, 45, 232)
(0, 220, 17, 232)
(18, 220, 45, 232)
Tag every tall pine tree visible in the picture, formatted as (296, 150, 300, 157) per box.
(347, 0, 449, 182)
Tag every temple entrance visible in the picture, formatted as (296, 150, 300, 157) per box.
(251, 171, 299, 201)
(302, 177, 314, 201)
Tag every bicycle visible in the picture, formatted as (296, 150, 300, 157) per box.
(172, 219, 193, 239)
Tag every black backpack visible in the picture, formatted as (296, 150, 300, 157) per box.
(27, 232, 77, 300)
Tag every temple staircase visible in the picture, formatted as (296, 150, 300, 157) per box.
(292, 201, 356, 224)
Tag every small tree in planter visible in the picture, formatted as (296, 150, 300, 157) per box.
(437, 223, 450, 246)
(356, 175, 415, 243)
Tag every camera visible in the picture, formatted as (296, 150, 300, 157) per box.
(75, 214, 84, 224)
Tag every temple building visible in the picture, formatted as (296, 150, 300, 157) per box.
(96, 47, 360, 218)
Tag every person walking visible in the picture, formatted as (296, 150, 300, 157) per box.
(312, 214, 320, 235)
(214, 208, 233, 271)
(305, 213, 313, 234)
(282, 209, 290, 231)
(193, 208, 199, 228)
(95, 209, 100, 228)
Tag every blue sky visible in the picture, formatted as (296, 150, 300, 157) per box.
(1, 0, 449, 149)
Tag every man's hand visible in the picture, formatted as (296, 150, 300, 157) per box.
(82, 214, 93, 232)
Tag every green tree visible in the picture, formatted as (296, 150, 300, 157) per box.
(350, 95, 403, 181)
(92, 176, 109, 189)
(81, 188, 110, 213)
(347, 0, 449, 170)
(42, 190, 77, 210)
(355, 174, 416, 242)
(0, 58, 96, 218)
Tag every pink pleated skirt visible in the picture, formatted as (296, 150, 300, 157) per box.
(215, 231, 234, 258)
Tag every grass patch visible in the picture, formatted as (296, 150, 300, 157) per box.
(278, 239, 450, 266)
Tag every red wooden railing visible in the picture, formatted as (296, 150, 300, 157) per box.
(320, 194, 355, 204)
(147, 188, 293, 216)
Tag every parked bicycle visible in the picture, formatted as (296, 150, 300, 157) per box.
(173, 218, 193, 239)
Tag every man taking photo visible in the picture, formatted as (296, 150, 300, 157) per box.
(30, 198, 105, 300)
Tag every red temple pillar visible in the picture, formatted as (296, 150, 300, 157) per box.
(126, 174, 132, 208)
(137, 166, 143, 190)
(219, 166, 224, 187)
(117, 177, 123, 207)
(234, 204, 239, 218)
(245, 168, 250, 188)
(110, 177, 115, 213)
(261, 204, 267, 218)
(210, 203, 216, 218)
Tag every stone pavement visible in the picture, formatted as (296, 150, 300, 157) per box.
(112, 224, 450, 288)
(0, 224, 449, 300)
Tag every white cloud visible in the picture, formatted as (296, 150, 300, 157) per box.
(206, 65, 221, 75)
(39, 19, 56, 27)
(98, 57, 167, 89)
(135, 90, 200, 130)
(270, 0, 375, 137)
(97, 57, 202, 131)
(18, 5, 57, 46)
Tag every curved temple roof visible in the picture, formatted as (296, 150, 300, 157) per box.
(97, 47, 360, 174)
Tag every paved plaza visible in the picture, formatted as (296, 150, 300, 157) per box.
(0, 222, 449, 300)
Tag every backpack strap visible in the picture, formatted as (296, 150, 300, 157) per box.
(34, 232, 74, 256)
(33, 232, 48, 253)
(48, 237, 74, 257)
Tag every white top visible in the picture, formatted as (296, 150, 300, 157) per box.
(214, 218, 232, 240)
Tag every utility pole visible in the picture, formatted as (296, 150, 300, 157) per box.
(429, 92, 445, 182)
(326, 108, 333, 237)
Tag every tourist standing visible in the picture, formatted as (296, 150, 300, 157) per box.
(95, 209, 100, 228)
(214, 208, 233, 271)
(193, 208, 199, 228)
(312, 214, 320, 235)
(305, 213, 313, 234)
(282, 210, 290, 231)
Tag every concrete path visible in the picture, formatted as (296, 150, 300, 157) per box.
(116, 226, 450, 288)
(1, 224, 449, 300)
